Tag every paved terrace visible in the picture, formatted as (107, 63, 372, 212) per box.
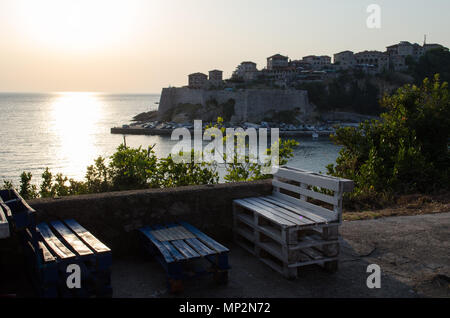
(2, 207, 449, 298)
(113, 213, 450, 298)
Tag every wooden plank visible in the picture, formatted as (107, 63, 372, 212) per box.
(290, 236, 341, 250)
(243, 198, 306, 226)
(150, 225, 186, 262)
(51, 221, 93, 257)
(272, 179, 338, 205)
(271, 192, 337, 222)
(0, 202, 12, 218)
(64, 219, 110, 254)
(179, 222, 229, 254)
(235, 227, 255, 243)
(171, 240, 200, 259)
(249, 197, 316, 226)
(283, 166, 354, 192)
(185, 238, 215, 257)
(151, 226, 195, 241)
(167, 223, 216, 257)
(154, 223, 196, 241)
(39, 241, 56, 263)
(287, 256, 339, 268)
(234, 199, 296, 227)
(258, 241, 285, 261)
(275, 167, 340, 192)
(0, 208, 10, 239)
(235, 213, 284, 244)
(139, 227, 175, 263)
(37, 223, 76, 260)
(261, 196, 330, 224)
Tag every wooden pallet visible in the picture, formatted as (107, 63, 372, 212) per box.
(0, 189, 36, 231)
(233, 166, 353, 279)
(23, 220, 112, 298)
(139, 222, 230, 293)
(0, 204, 10, 239)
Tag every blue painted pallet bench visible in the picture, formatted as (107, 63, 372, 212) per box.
(139, 222, 230, 293)
(0, 203, 11, 239)
(0, 189, 36, 231)
(22, 219, 112, 298)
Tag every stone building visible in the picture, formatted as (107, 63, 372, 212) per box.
(188, 72, 208, 89)
(302, 55, 331, 70)
(267, 54, 289, 70)
(233, 62, 259, 81)
(386, 41, 424, 60)
(354, 51, 389, 73)
(208, 70, 223, 87)
(333, 51, 356, 69)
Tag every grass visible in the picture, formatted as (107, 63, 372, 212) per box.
(343, 192, 450, 221)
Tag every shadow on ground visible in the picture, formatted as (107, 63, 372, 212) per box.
(1, 213, 449, 298)
(112, 213, 450, 298)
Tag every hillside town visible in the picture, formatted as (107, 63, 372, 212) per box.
(114, 39, 447, 136)
(187, 40, 445, 89)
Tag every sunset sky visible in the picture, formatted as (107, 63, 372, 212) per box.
(1, 0, 449, 93)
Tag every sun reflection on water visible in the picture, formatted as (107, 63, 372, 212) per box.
(50, 92, 103, 179)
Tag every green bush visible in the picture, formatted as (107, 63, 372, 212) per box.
(327, 75, 450, 207)
(3, 118, 299, 198)
(407, 47, 450, 84)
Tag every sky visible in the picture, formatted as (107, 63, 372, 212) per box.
(0, 0, 449, 93)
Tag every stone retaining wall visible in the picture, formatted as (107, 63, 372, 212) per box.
(28, 180, 272, 256)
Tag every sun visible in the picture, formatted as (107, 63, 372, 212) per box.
(15, 0, 138, 52)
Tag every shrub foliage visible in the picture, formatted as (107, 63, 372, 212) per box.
(327, 75, 450, 206)
(2, 119, 298, 199)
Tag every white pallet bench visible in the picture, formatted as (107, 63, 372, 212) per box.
(233, 166, 354, 279)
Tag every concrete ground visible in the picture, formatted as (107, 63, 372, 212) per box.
(112, 212, 450, 298)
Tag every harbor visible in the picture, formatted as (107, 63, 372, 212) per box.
(110, 125, 336, 137)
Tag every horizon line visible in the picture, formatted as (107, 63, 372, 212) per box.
(0, 91, 162, 95)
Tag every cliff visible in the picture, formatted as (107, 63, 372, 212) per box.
(157, 87, 315, 123)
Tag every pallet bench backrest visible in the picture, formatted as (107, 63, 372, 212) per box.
(273, 166, 354, 222)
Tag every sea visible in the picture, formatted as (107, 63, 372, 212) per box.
(0, 92, 341, 185)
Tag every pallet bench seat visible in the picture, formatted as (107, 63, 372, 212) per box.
(139, 222, 230, 293)
(0, 204, 10, 239)
(233, 166, 354, 279)
(0, 189, 36, 231)
(23, 219, 112, 298)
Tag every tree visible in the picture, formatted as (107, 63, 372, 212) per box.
(408, 48, 450, 84)
(327, 75, 450, 206)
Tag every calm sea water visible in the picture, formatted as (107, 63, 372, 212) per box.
(0, 93, 340, 185)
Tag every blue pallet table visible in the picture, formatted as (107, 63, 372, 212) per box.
(23, 220, 112, 298)
(139, 222, 230, 293)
